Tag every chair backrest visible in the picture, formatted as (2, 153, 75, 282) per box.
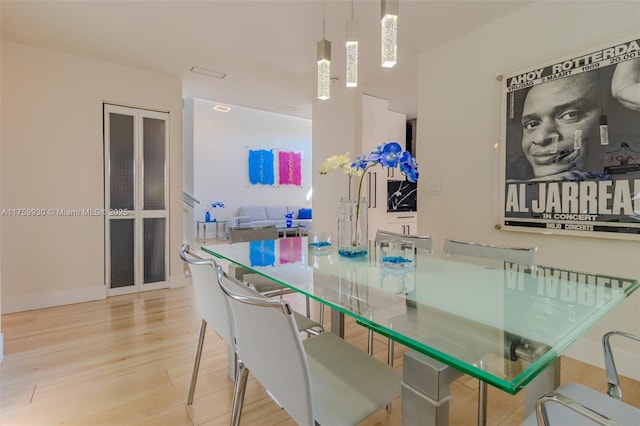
(375, 229, 433, 253)
(180, 245, 235, 345)
(603, 331, 640, 400)
(442, 238, 537, 266)
(217, 269, 314, 425)
(525, 331, 640, 426)
(229, 225, 278, 244)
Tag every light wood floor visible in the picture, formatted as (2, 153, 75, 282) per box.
(2, 275, 639, 425)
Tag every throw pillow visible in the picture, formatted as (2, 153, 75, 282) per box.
(298, 208, 312, 219)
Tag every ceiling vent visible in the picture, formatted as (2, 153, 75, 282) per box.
(279, 106, 297, 112)
(191, 66, 226, 79)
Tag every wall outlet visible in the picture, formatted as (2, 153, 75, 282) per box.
(428, 180, 441, 194)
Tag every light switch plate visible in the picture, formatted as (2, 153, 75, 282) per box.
(428, 180, 441, 194)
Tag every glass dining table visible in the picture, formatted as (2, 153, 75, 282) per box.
(201, 237, 638, 426)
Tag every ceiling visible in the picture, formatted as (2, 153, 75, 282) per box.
(1, 0, 532, 120)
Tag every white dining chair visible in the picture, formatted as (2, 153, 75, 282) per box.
(443, 237, 537, 267)
(364, 230, 434, 368)
(228, 224, 279, 244)
(375, 229, 433, 254)
(179, 244, 323, 406)
(443, 237, 538, 426)
(229, 225, 317, 321)
(522, 331, 640, 426)
(228, 225, 296, 294)
(216, 264, 402, 426)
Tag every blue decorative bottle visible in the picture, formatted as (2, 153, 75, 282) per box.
(205, 211, 210, 222)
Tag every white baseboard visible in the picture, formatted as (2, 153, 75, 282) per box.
(1, 286, 106, 314)
(3, 275, 188, 314)
(564, 337, 640, 381)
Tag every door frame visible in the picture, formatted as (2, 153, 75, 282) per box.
(104, 103, 169, 296)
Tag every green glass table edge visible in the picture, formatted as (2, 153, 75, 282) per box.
(507, 286, 639, 392)
(358, 279, 639, 394)
(200, 244, 640, 395)
(357, 318, 523, 395)
(203, 244, 546, 394)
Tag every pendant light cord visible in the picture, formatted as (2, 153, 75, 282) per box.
(323, 1, 326, 39)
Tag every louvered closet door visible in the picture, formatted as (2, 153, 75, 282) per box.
(104, 104, 169, 296)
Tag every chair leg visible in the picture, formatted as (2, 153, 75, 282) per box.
(187, 319, 207, 405)
(367, 329, 374, 356)
(230, 361, 250, 426)
(387, 338, 395, 367)
(306, 296, 311, 318)
(318, 289, 326, 326)
(385, 335, 395, 413)
(477, 379, 488, 426)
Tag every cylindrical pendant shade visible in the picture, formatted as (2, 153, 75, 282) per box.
(346, 19, 359, 87)
(381, 0, 398, 68)
(317, 39, 331, 100)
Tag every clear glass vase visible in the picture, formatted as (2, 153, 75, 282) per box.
(337, 197, 368, 258)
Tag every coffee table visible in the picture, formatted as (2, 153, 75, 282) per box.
(276, 225, 308, 237)
(195, 220, 227, 242)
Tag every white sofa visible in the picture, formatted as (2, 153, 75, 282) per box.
(226, 205, 312, 231)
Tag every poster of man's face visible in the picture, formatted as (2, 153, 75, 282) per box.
(501, 36, 640, 237)
(506, 59, 640, 182)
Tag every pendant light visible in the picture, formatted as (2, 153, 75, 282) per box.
(317, 2, 331, 100)
(346, 0, 358, 87)
(381, 0, 398, 68)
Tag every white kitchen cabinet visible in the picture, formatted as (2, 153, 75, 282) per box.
(386, 212, 418, 236)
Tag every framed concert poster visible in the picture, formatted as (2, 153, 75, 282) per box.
(500, 34, 640, 239)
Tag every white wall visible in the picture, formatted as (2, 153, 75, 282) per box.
(0, 32, 3, 358)
(182, 99, 196, 245)
(190, 98, 312, 239)
(1, 41, 186, 314)
(417, 1, 640, 379)
(312, 89, 362, 238)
